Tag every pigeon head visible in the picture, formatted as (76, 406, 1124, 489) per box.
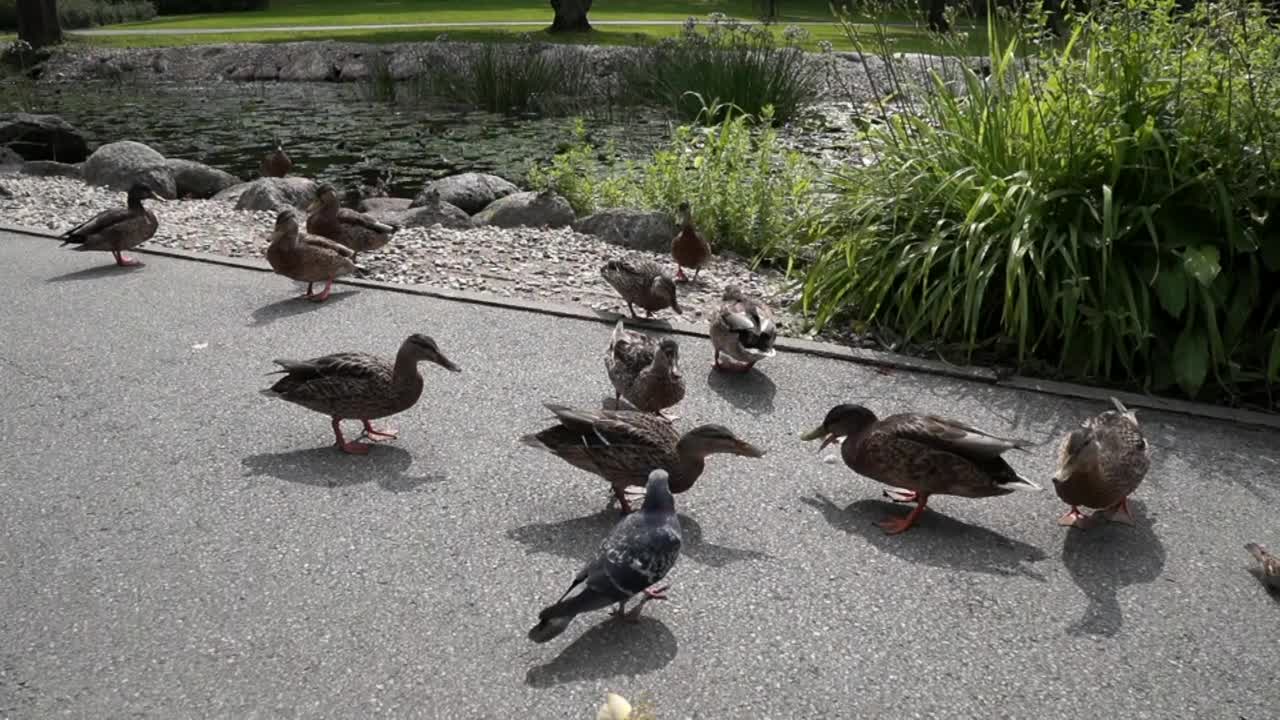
(641, 469, 675, 513)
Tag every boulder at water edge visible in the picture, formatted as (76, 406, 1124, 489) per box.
(472, 190, 575, 229)
(0, 113, 90, 163)
(412, 172, 518, 215)
(83, 140, 177, 198)
(395, 193, 472, 229)
(573, 209, 677, 253)
(166, 158, 240, 199)
(214, 177, 318, 212)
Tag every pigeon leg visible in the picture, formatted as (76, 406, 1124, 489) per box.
(332, 417, 370, 455)
(622, 585, 670, 621)
(878, 495, 929, 535)
(311, 277, 335, 303)
(609, 600, 630, 618)
(361, 419, 398, 441)
(1056, 505, 1091, 528)
(112, 250, 143, 267)
(883, 488, 918, 503)
(1102, 497, 1135, 526)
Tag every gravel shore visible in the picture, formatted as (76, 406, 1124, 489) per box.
(0, 174, 803, 333)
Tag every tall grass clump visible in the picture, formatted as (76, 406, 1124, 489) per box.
(422, 42, 589, 116)
(529, 99, 827, 263)
(806, 0, 1280, 404)
(0, 0, 155, 30)
(622, 14, 818, 124)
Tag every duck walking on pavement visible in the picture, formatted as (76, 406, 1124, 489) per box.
(60, 183, 164, 268)
(605, 320, 685, 417)
(1051, 397, 1151, 528)
(670, 200, 710, 282)
(263, 210, 356, 302)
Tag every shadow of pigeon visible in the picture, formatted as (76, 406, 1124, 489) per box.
(241, 444, 445, 492)
(801, 494, 1048, 580)
(506, 509, 771, 569)
(524, 615, 677, 688)
(249, 289, 357, 327)
(1061, 500, 1167, 637)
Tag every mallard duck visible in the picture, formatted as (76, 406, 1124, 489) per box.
(605, 320, 685, 416)
(670, 200, 710, 282)
(601, 258, 682, 319)
(710, 285, 777, 372)
(1052, 397, 1151, 528)
(521, 403, 764, 513)
(802, 404, 1039, 534)
(306, 183, 398, 258)
(263, 334, 461, 454)
(60, 183, 164, 267)
(263, 210, 357, 302)
(260, 143, 291, 178)
(1245, 542, 1280, 592)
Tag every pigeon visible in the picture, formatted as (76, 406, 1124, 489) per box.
(528, 469, 683, 643)
(1245, 542, 1280, 593)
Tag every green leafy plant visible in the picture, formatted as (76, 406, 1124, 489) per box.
(804, 0, 1280, 404)
(621, 14, 819, 124)
(420, 42, 589, 115)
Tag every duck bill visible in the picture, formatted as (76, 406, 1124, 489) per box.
(800, 426, 838, 451)
(735, 440, 765, 458)
(433, 352, 461, 373)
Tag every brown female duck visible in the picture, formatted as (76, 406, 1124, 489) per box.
(264, 210, 357, 302)
(802, 404, 1039, 534)
(600, 257, 682, 319)
(1052, 397, 1150, 528)
(710, 285, 777, 372)
(306, 184, 399, 258)
(521, 404, 764, 513)
(670, 200, 710, 282)
(264, 334, 460, 454)
(60, 183, 164, 267)
(260, 143, 292, 178)
(605, 320, 685, 416)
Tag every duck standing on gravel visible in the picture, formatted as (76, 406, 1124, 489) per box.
(802, 404, 1039, 534)
(263, 210, 356, 302)
(260, 143, 292, 178)
(263, 333, 461, 455)
(601, 257, 682, 319)
(710, 285, 777, 372)
(59, 182, 164, 268)
(605, 320, 685, 417)
(670, 200, 710, 282)
(521, 403, 764, 513)
(306, 184, 399, 259)
(1051, 397, 1151, 528)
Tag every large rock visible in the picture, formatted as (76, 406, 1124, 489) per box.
(473, 190, 575, 229)
(395, 194, 473, 229)
(166, 158, 239, 199)
(82, 140, 176, 198)
(20, 160, 83, 179)
(0, 113, 90, 163)
(214, 177, 317, 212)
(0, 146, 23, 167)
(573, 208, 677, 253)
(412, 172, 518, 215)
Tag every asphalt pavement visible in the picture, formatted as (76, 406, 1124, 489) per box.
(1, 231, 1277, 719)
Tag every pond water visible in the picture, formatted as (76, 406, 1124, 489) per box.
(5, 80, 865, 197)
(5, 81, 677, 196)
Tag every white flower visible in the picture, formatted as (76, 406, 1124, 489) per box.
(596, 693, 632, 720)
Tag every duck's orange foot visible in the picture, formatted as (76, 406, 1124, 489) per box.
(112, 251, 143, 267)
(361, 420, 398, 441)
(883, 488, 918, 503)
(1102, 498, 1135, 526)
(337, 440, 371, 455)
(1057, 506, 1093, 528)
(675, 267, 689, 282)
(877, 515, 917, 535)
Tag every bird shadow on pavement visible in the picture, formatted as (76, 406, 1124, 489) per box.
(801, 494, 1048, 580)
(525, 615, 677, 688)
(1061, 500, 1166, 637)
(506, 508, 771, 569)
(249, 289, 357, 327)
(46, 263, 145, 282)
(240, 443, 446, 492)
(705, 365, 777, 416)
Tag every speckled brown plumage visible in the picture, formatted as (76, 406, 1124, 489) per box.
(600, 257, 682, 319)
(1052, 397, 1150, 527)
(260, 145, 292, 178)
(264, 210, 356, 299)
(605, 320, 685, 414)
(670, 201, 710, 281)
(521, 404, 764, 512)
(710, 285, 777, 370)
(60, 183, 162, 266)
(307, 184, 398, 256)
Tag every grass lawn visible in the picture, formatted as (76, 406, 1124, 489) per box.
(77, 21, 991, 55)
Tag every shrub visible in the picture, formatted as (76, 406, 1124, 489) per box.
(0, 0, 156, 31)
(529, 100, 828, 263)
(804, 0, 1280, 403)
(420, 42, 588, 115)
(621, 14, 818, 125)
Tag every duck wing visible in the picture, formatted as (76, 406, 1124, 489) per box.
(267, 352, 391, 400)
(302, 233, 357, 259)
(886, 413, 1036, 458)
(338, 207, 398, 234)
(522, 404, 678, 485)
(62, 207, 133, 242)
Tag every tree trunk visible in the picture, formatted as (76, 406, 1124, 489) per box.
(16, 0, 62, 48)
(549, 0, 592, 32)
(924, 0, 950, 32)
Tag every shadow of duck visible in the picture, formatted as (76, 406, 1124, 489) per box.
(705, 365, 777, 416)
(249, 289, 357, 327)
(47, 263, 146, 282)
(240, 443, 445, 492)
(1061, 500, 1167, 637)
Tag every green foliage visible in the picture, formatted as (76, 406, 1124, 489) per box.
(0, 0, 156, 31)
(804, 0, 1280, 403)
(529, 99, 827, 262)
(420, 42, 589, 115)
(621, 14, 818, 124)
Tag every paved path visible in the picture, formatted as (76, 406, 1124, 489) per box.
(1, 231, 1277, 718)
